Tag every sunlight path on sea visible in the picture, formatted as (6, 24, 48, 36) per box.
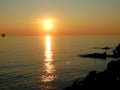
(41, 35, 56, 90)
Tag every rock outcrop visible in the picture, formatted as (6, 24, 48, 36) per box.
(64, 60, 120, 90)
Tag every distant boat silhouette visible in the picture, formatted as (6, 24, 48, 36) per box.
(1, 33, 5, 37)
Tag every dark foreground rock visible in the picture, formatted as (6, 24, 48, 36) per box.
(64, 60, 120, 90)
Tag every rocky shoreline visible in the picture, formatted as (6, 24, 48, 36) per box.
(64, 44, 120, 90)
(64, 59, 120, 90)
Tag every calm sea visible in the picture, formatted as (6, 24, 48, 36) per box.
(0, 35, 120, 90)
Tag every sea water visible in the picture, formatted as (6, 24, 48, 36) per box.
(0, 35, 120, 90)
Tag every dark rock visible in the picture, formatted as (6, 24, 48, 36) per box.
(79, 52, 107, 59)
(102, 47, 111, 50)
(64, 60, 120, 90)
(79, 44, 120, 59)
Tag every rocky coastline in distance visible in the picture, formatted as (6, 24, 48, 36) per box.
(64, 44, 120, 90)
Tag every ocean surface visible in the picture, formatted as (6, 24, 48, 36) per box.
(0, 35, 120, 90)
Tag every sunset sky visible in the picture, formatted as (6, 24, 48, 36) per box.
(0, 0, 120, 36)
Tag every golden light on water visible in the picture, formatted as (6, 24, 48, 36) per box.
(45, 35, 52, 59)
(41, 35, 55, 83)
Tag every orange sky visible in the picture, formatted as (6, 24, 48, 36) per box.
(0, 0, 120, 36)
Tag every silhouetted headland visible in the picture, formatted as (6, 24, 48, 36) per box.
(79, 44, 120, 59)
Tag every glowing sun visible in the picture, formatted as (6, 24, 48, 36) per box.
(45, 22, 52, 29)
(43, 19, 53, 30)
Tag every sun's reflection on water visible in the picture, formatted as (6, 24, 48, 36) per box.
(41, 35, 56, 90)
